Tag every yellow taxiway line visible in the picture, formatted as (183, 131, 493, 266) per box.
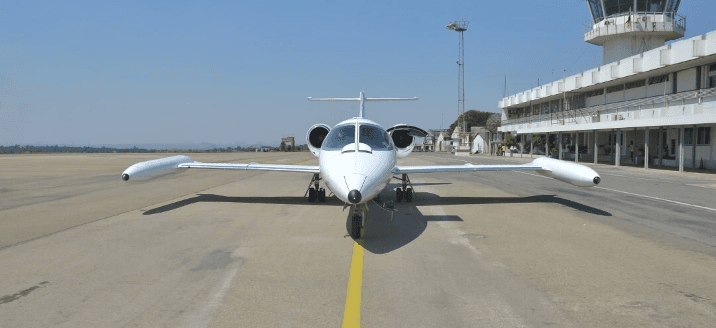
(342, 241, 365, 328)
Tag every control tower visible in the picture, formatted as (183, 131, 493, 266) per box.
(584, 0, 686, 64)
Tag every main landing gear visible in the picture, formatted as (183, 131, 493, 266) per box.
(305, 173, 326, 203)
(395, 173, 414, 203)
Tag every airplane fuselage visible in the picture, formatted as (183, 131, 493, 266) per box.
(318, 117, 397, 205)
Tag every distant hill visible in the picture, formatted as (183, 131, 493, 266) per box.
(448, 110, 498, 132)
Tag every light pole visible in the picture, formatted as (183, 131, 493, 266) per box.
(446, 20, 469, 135)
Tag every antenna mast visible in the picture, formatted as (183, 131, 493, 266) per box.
(446, 19, 468, 133)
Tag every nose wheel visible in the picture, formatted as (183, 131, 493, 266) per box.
(394, 173, 414, 202)
(305, 173, 326, 203)
(350, 205, 366, 239)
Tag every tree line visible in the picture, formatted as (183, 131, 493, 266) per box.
(0, 144, 309, 154)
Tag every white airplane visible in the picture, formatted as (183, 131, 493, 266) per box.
(122, 91, 601, 239)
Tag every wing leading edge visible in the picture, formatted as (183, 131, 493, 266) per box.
(395, 163, 543, 174)
(395, 157, 601, 187)
(177, 162, 319, 173)
(121, 155, 318, 181)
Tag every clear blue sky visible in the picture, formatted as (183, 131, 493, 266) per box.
(1, 0, 715, 146)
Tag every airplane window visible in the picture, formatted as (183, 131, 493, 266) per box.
(322, 124, 393, 150)
(322, 125, 355, 150)
(360, 125, 392, 150)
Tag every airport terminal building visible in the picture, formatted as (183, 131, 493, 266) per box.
(498, 0, 716, 171)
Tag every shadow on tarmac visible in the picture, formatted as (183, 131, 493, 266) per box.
(142, 194, 344, 215)
(142, 189, 611, 253)
(346, 189, 612, 254)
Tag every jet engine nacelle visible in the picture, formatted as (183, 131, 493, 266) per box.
(306, 123, 330, 157)
(387, 124, 428, 158)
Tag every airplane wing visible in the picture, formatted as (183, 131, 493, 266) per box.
(177, 162, 319, 173)
(395, 163, 543, 174)
(121, 155, 318, 181)
(395, 157, 601, 187)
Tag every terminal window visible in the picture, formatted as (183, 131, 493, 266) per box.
(697, 127, 711, 145)
(709, 64, 716, 88)
(607, 84, 625, 93)
(684, 128, 693, 145)
(625, 80, 646, 90)
(648, 74, 669, 85)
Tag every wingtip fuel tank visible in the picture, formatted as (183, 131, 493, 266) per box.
(121, 155, 194, 181)
(531, 157, 601, 187)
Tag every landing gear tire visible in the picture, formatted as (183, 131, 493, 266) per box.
(405, 187, 413, 202)
(308, 187, 317, 203)
(396, 188, 404, 202)
(318, 188, 326, 202)
(351, 214, 362, 239)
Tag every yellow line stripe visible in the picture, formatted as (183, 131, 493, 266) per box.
(342, 241, 365, 328)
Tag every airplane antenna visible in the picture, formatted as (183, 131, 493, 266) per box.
(307, 91, 417, 118)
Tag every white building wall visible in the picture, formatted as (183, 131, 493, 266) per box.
(501, 30, 716, 109)
(499, 30, 716, 170)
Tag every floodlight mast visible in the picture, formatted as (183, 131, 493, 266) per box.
(446, 20, 468, 134)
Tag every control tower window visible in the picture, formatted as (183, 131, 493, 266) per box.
(604, 0, 632, 17)
(588, 0, 604, 23)
(665, 0, 681, 13)
(649, 0, 666, 12)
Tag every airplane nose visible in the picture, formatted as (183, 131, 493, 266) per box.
(593, 176, 601, 185)
(348, 190, 362, 204)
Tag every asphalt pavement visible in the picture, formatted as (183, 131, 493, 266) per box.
(1, 152, 715, 327)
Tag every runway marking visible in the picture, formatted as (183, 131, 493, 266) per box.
(515, 172, 716, 212)
(342, 241, 365, 328)
(594, 186, 716, 212)
(183, 267, 240, 328)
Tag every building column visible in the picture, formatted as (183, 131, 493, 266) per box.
(558, 133, 563, 160)
(679, 127, 684, 172)
(658, 127, 663, 168)
(616, 130, 621, 167)
(633, 128, 637, 165)
(487, 132, 490, 156)
(692, 125, 697, 170)
(644, 128, 649, 169)
(575, 132, 579, 162)
(594, 130, 598, 164)
(520, 134, 524, 158)
(546, 133, 550, 157)
(530, 134, 534, 158)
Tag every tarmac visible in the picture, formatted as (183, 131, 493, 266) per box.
(1, 152, 715, 327)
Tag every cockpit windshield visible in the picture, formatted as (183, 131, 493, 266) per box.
(322, 124, 393, 151)
(360, 124, 392, 150)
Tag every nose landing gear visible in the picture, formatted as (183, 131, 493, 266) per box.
(350, 204, 366, 239)
(305, 173, 326, 203)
